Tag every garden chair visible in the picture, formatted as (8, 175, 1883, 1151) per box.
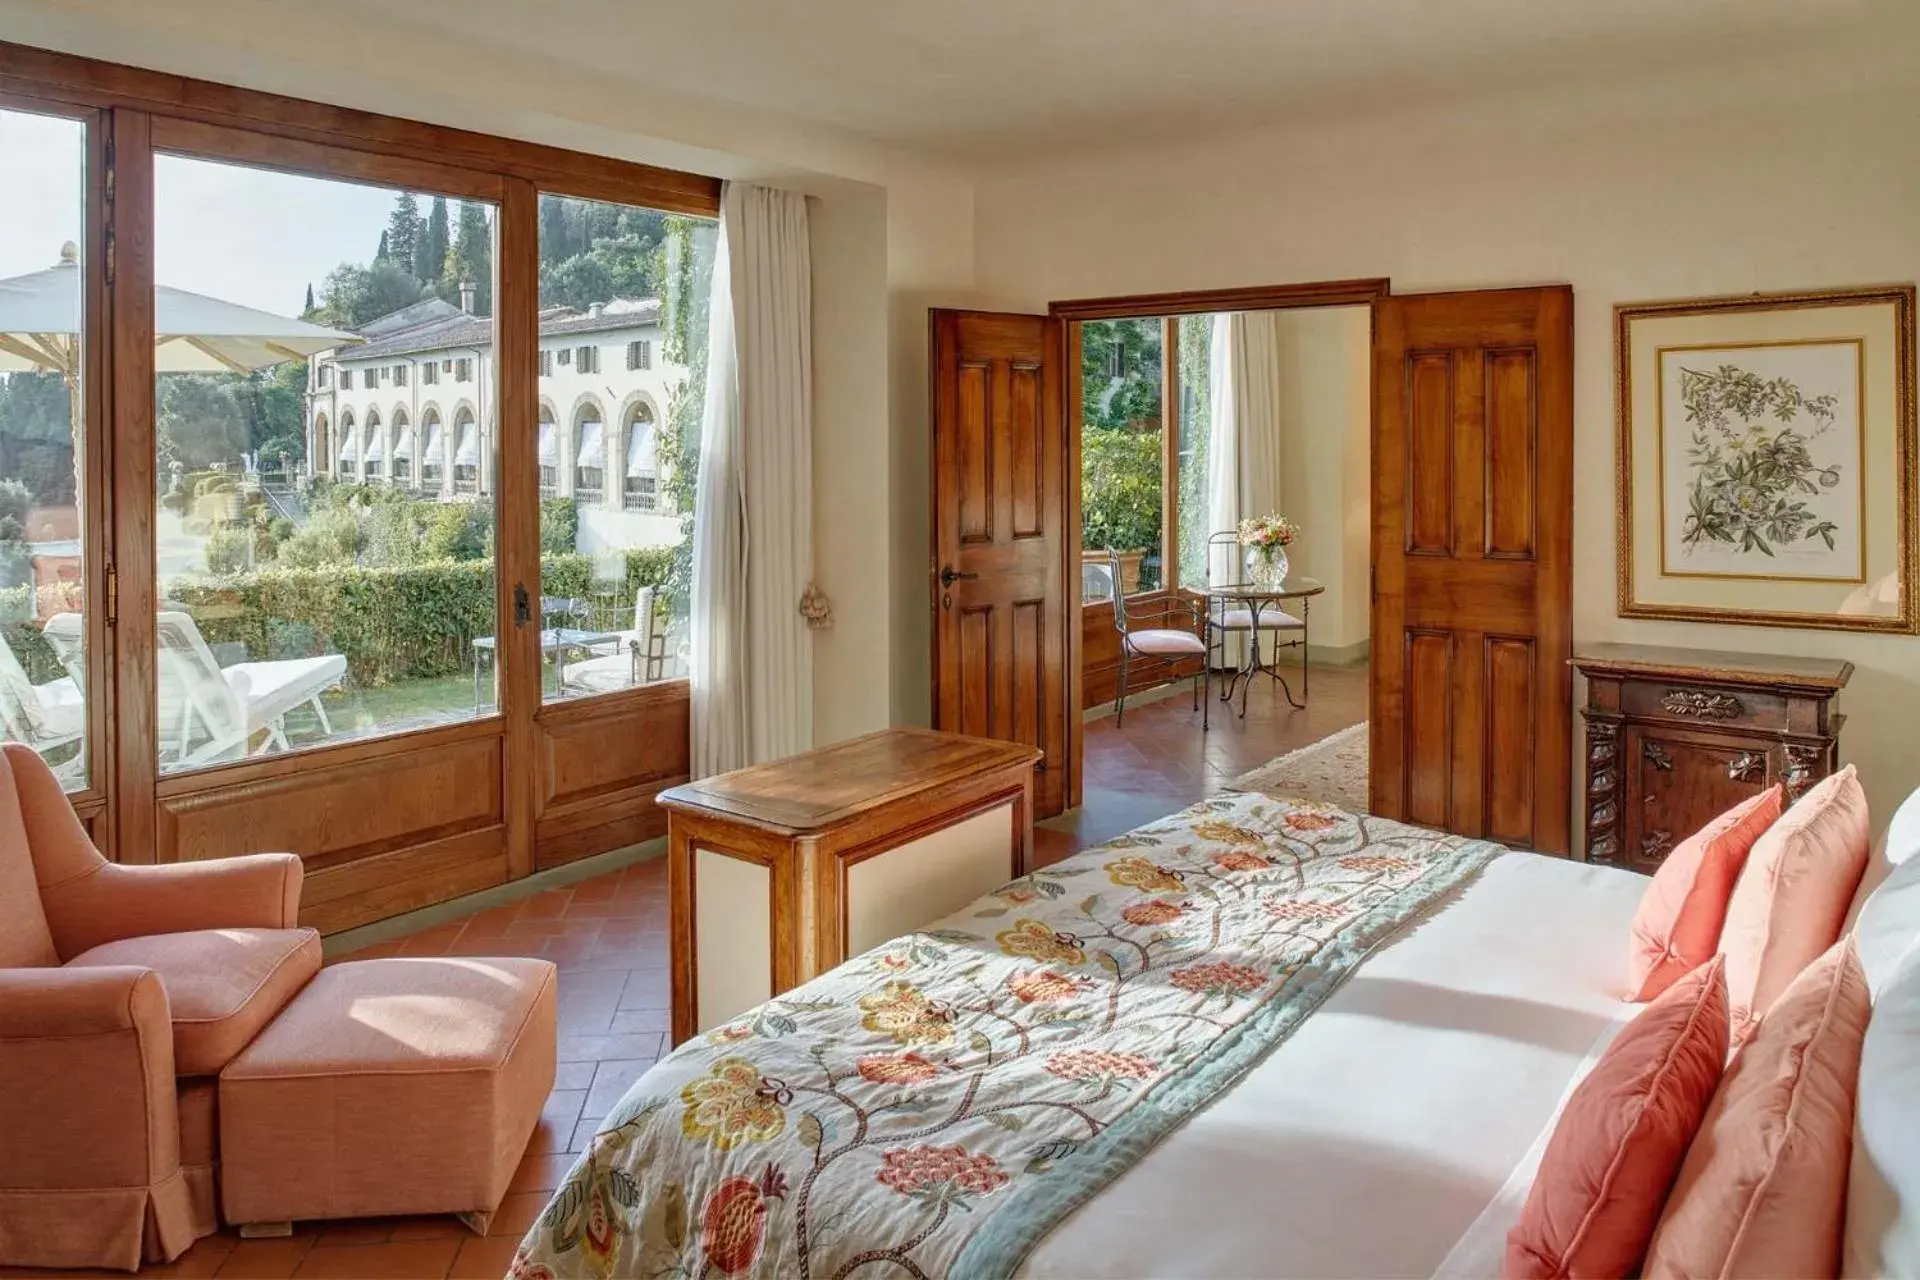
(124, 612, 348, 767)
(1105, 549, 1209, 728)
(0, 624, 84, 780)
(559, 585, 664, 696)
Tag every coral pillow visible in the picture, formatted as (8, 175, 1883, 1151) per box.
(1719, 765, 1869, 1041)
(1644, 937, 1870, 1280)
(1506, 957, 1729, 1279)
(1627, 786, 1782, 1002)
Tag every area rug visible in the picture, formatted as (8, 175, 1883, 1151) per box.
(1229, 721, 1369, 813)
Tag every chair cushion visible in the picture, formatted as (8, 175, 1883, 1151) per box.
(1626, 787, 1782, 1002)
(1125, 628, 1206, 656)
(67, 927, 321, 1076)
(1212, 607, 1303, 631)
(1646, 938, 1869, 1280)
(1719, 765, 1869, 1041)
(1505, 956, 1729, 1278)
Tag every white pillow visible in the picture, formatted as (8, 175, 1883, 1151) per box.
(1857, 853, 1920, 999)
(1847, 784, 1920, 932)
(1847, 945, 1920, 1278)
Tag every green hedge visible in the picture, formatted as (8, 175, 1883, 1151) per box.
(163, 546, 671, 687)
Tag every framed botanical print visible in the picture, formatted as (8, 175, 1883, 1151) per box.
(1616, 285, 1917, 633)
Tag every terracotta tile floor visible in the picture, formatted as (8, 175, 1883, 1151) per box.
(12, 663, 1364, 1278)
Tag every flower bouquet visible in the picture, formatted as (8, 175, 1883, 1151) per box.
(1237, 513, 1300, 587)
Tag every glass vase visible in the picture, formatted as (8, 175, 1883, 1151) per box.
(1245, 545, 1289, 589)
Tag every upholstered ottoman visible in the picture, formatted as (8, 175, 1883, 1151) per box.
(217, 956, 556, 1234)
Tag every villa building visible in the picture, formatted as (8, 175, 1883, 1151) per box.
(303, 291, 684, 551)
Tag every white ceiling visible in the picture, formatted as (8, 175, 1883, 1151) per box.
(342, 0, 1911, 160)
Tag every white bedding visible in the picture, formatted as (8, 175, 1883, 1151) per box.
(1021, 851, 1647, 1279)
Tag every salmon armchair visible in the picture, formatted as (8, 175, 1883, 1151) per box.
(0, 742, 315, 1272)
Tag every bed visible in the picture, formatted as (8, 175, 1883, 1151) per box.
(508, 792, 1687, 1278)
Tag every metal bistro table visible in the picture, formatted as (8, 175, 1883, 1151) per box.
(1203, 575, 1325, 717)
(470, 597, 616, 709)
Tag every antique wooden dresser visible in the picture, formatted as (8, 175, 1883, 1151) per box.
(660, 727, 1041, 1044)
(1571, 644, 1852, 873)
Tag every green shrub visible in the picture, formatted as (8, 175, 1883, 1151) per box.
(1081, 427, 1162, 553)
(202, 526, 255, 576)
(539, 497, 578, 556)
(163, 547, 674, 687)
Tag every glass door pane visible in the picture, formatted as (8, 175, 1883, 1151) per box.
(1079, 317, 1165, 596)
(534, 192, 714, 704)
(0, 106, 90, 789)
(153, 152, 499, 770)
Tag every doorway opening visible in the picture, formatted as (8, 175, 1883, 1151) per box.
(1066, 303, 1374, 848)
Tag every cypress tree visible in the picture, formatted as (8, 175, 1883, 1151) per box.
(417, 196, 450, 286)
(385, 192, 422, 279)
(442, 201, 494, 315)
(376, 229, 390, 263)
(303, 283, 315, 315)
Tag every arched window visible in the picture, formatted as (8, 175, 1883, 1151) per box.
(452, 406, 478, 494)
(337, 409, 357, 477)
(362, 409, 384, 480)
(573, 403, 605, 504)
(622, 402, 658, 511)
(313, 414, 331, 475)
(420, 407, 444, 489)
(391, 408, 413, 486)
(537, 405, 557, 497)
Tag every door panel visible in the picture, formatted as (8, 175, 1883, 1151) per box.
(931, 310, 1067, 817)
(1372, 287, 1573, 853)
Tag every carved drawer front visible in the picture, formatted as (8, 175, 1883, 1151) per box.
(1620, 727, 1776, 874)
(1619, 681, 1790, 732)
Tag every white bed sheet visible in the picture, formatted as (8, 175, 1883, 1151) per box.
(1020, 850, 1647, 1279)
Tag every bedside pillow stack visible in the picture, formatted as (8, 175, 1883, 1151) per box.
(1625, 786, 1783, 1002)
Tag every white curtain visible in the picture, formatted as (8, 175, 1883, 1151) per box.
(1206, 312, 1286, 660)
(690, 182, 814, 778)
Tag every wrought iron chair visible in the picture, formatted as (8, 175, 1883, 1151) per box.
(1202, 530, 1309, 709)
(1105, 549, 1210, 728)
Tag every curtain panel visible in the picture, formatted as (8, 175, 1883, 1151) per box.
(690, 183, 814, 778)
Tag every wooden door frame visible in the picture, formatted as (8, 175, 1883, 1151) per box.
(1045, 278, 1392, 810)
(1, 39, 718, 929)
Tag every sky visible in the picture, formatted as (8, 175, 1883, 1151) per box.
(2, 104, 462, 317)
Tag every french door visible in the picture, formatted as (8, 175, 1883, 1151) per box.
(0, 44, 718, 932)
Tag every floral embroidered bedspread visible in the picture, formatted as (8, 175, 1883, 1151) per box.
(512, 792, 1501, 1280)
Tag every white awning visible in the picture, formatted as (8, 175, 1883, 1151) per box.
(627, 419, 655, 473)
(422, 424, 445, 466)
(362, 423, 384, 462)
(454, 421, 479, 466)
(537, 422, 557, 466)
(391, 425, 415, 461)
(576, 420, 604, 469)
(338, 430, 358, 462)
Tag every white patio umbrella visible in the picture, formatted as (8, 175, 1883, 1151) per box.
(0, 242, 359, 380)
(0, 243, 360, 535)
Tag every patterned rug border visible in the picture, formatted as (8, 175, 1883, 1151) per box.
(1229, 720, 1369, 805)
(953, 805, 1501, 1278)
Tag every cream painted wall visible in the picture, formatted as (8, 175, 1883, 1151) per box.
(1269, 305, 1371, 657)
(972, 70, 1920, 832)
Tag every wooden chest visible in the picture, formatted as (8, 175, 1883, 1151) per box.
(1572, 644, 1851, 873)
(660, 728, 1041, 1044)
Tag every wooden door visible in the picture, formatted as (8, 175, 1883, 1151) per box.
(1370, 286, 1574, 853)
(929, 310, 1068, 817)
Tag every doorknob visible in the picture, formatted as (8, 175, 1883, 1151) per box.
(939, 565, 979, 587)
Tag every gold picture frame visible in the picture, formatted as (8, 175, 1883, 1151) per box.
(1616, 285, 1917, 633)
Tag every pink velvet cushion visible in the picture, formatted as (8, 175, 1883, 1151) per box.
(1720, 765, 1869, 1041)
(1645, 938, 1869, 1279)
(66, 927, 321, 1076)
(0, 749, 59, 969)
(1506, 956, 1730, 1279)
(1627, 787, 1783, 1003)
(1125, 628, 1207, 656)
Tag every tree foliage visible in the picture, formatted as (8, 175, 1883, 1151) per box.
(0, 372, 77, 503)
(1081, 428, 1162, 553)
(1080, 318, 1163, 433)
(314, 260, 425, 330)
